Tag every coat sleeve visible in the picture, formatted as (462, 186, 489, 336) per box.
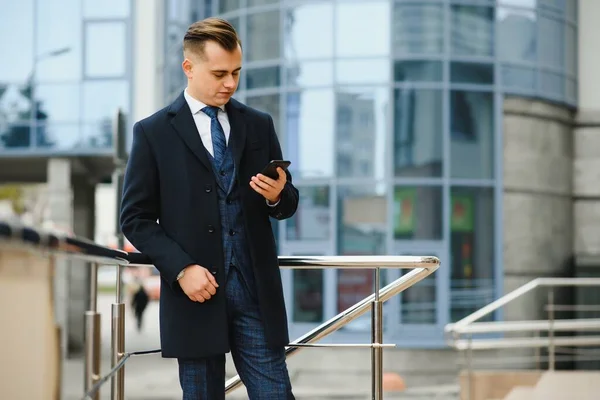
(119, 121, 195, 288)
(265, 114, 299, 220)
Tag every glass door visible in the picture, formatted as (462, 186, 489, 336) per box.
(393, 244, 447, 345)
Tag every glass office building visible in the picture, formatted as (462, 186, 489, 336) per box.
(163, 0, 577, 346)
(0, 0, 132, 153)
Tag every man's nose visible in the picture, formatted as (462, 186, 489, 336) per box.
(224, 76, 235, 88)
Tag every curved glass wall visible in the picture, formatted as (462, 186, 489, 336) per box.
(164, 0, 578, 345)
(0, 0, 132, 153)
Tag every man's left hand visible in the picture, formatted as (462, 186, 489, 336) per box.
(250, 167, 286, 204)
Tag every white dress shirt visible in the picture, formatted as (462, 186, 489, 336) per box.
(183, 88, 280, 207)
(183, 88, 231, 158)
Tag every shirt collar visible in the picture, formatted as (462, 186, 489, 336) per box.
(184, 88, 225, 115)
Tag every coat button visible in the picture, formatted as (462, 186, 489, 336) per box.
(208, 225, 215, 233)
(220, 170, 226, 176)
(229, 229, 235, 236)
(205, 185, 212, 193)
(226, 199, 232, 205)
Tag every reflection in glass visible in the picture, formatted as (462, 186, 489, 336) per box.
(0, 123, 33, 148)
(392, 3, 444, 55)
(36, 0, 80, 81)
(0, 1, 34, 82)
(247, 11, 281, 62)
(497, 7, 536, 63)
(82, 121, 113, 149)
(35, 84, 80, 123)
(287, 186, 330, 241)
(82, 81, 129, 126)
(285, 90, 334, 178)
(284, 3, 333, 59)
(248, 0, 278, 7)
(451, 62, 493, 85)
(335, 59, 389, 85)
(394, 61, 442, 82)
(337, 185, 387, 330)
(218, 0, 241, 14)
(336, 88, 387, 179)
(85, 22, 126, 77)
(246, 94, 281, 136)
(286, 61, 333, 87)
(538, 14, 565, 70)
(0, 84, 35, 124)
(451, 6, 494, 57)
(293, 269, 323, 323)
(393, 186, 442, 240)
(539, 71, 565, 99)
(336, 1, 389, 57)
(83, 0, 129, 18)
(450, 186, 494, 322)
(501, 65, 536, 91)
(394, 89, 443, 178)
(566, 78, 577, 104)
(401, 270, 436, 324)
(565, 23, 577, 77)
(450, 91, 494, 179)
(42, 123, 81, 149)
(246, 66, 280, 89)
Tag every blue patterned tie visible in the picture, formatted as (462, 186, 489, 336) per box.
(201, 106, 227, 164)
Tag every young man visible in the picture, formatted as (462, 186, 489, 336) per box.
(120, 17, 298, 399)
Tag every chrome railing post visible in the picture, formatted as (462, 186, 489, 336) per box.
(548, 289, 555, 370)
(111, 264, 126, 400)
(84, 262, 101, 400)
(371, 267, 383, 400)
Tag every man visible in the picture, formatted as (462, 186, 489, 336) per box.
(120, 17, 298, 399)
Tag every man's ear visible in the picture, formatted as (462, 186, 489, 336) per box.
(182, 58, 193, 78)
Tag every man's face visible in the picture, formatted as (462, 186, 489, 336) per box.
(183, 40, 242, 107)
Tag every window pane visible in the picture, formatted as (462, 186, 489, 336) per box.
(450, 91, 494, 179)
(565, 23, 577, 77)
(451, 6, 494, 57)
(82, 81, 128, 127)
(82, 120, 113, 149)
(248, 0, 278, 7)
(246, 66, 281, 89)
(286, 90, 334, 178)
(401, 269, 436, 324)
(286, 61, 333, 87)
(450, 187, 495, 322)
(218, 0, 241, 14)
(293, 269, 323, 323)
(497, 7, 536, 63)
(566, 78, 577, 104)
(246, 94, 281, 136)
(286, 186, 330, 241)
(394, 186, 442, 240)
(284, 3, 333, 59)
(337, 185, 388, 330)
(43, 123, 81, 150)
(336, 88, 388, 179)
(0, 84, 34, 124)
(394, 89, 443, 178)
(539, 71, 565, 99)
(85, 22, 127, 77)
(335, 59, 390, 85)
(538, 14, 565, 70)
(501, 65, 536, 91)
(83, 0, 130, 18)
(393, 3, 444, 55)
(1, 123, 32, 148)
(247, 11, 281, 62)
(0, 1, 34, 82)
(451, 62, 493, 85)
(36, 0, 81, 82)
(36, 84, 81, 123)
(394, 61, 442, 82)
(336, 1, 389, 57)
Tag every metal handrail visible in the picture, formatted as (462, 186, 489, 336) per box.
(0, 220, 440, 400)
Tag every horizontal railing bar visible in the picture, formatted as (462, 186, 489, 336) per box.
(225, 265, 437, 393)
(448, 318, 600, 335)
(452, 335, 600, 350)
(290, 343, 396, 348)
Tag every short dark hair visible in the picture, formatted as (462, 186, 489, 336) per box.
(183, 17, 241, 58)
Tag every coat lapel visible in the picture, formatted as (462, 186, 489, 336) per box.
(168, 93, 213, 172)
(225, 98, 247, 173)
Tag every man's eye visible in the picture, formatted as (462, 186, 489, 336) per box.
(215, 74, 225, 78)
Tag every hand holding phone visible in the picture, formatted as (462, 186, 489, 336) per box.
(260, 160, 291, 180)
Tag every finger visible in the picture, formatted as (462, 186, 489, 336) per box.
(250, 180, 267, 195)
(200, 289, 212, 300)
(205, 269, 219, 288)
(276, 167, 286, 181)
(188, 295, 197, 302)
(194, 294, 205, 303)
(253, 175, 275, 190)
(205, 284, 217, 296)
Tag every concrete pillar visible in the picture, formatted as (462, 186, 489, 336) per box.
(47, 158, 73, 359)
(46, 159, 97, 356)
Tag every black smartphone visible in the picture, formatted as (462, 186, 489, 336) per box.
(261, 160, 291, 180)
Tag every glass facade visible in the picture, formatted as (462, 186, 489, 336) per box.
(0, 0, 132, 153)
(163, 0, 578, 345)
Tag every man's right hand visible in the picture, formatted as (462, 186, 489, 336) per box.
(177, 265, 219, 303)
